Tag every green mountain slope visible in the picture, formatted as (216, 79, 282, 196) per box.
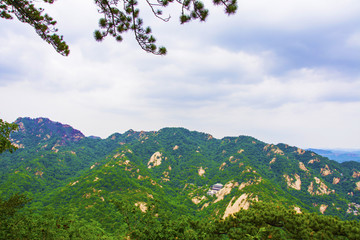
(1, 117, 360, 237)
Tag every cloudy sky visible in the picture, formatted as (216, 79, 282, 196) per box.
(1, 0, 360, 149)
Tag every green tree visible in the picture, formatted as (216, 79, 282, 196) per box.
(0, 119, 18, 154)
(0, 0, 69, 56)
(214, 202, 360, 240)
(0, 193, 30, 239)
(1, 0, 237, 55)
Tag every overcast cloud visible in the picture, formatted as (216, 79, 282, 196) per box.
(0, 0, 360, 149)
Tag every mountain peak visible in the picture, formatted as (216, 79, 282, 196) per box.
(12, 117, 85, 147)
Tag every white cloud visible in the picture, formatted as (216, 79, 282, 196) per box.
(1, 0, 360, 149)
(346, 31, 360, 48)
(232, 0, 360, 31)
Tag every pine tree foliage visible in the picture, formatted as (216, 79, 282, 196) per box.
(0, 0, 70, 56)
(1, 0, 237, 55)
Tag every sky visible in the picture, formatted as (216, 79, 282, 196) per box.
(1, 0, 360, 149)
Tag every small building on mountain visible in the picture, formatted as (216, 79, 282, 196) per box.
(212, 183, 223, 191)
(207, 183, 223, 196)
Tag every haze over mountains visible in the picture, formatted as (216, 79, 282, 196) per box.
(308, 149, 360, 163)
(1, 117, 360, 238)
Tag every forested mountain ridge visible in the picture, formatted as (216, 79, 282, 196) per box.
(1, 117, 360, 239)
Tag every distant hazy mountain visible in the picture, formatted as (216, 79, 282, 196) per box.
(308, 148, 360, 163)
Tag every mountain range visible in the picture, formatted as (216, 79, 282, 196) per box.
(308, 148, 360, 163)
(1, 117, 360, 238)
